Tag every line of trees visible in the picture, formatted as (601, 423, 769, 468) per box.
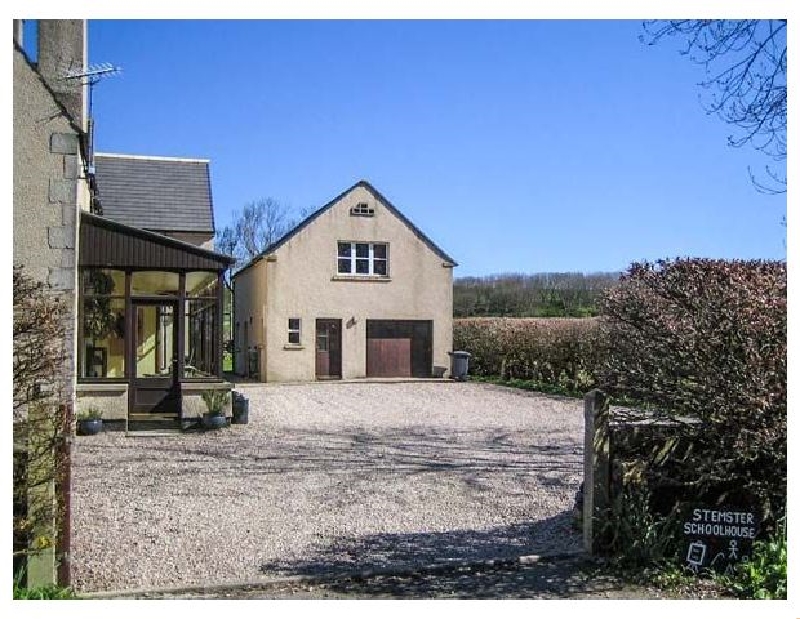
(454, 272, 621, 318)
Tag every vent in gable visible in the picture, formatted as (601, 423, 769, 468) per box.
(350, 202, 374, 217)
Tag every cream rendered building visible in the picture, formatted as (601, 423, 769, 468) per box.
(233, 181, 456, 382)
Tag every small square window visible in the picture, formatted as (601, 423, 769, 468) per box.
(288, 318, 301, 345)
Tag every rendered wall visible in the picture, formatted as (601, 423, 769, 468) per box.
(233, 259, 268, 379)
(261, 185, 454, 382)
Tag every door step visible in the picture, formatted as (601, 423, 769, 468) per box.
(128, 413, 181, 432)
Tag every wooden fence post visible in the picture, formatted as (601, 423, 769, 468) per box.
(584, 389, 610, 554)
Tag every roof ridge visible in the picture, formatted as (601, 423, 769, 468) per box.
(95, 152, 210, 163)
(232, 180, 457, 279)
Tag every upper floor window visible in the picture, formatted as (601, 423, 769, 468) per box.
(337, 242, 388, 276)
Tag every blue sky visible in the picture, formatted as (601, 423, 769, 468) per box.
(32, 19, 787, 276)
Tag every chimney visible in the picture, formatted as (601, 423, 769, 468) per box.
(13, 19, 23, 47)
(36, 19, 86, 126)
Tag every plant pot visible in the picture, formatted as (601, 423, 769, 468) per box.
(202, 412, 228, 430)
(77, 419, 103, 436)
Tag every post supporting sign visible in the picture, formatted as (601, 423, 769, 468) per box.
(683, 507, 758, 575)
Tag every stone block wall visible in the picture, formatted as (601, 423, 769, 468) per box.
(582, 389, 702, 554)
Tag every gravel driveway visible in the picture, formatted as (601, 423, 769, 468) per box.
(71, 382, 585, 593)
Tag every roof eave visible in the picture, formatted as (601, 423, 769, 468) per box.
(81, 211, 236, 265)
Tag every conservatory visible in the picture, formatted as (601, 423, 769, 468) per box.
(75, 212, 235, 431)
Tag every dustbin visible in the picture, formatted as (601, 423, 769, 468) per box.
(232, 391, 249, 424)
(448, 351, 472, 381)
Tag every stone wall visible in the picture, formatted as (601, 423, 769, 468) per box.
(582, 389, 702, 554)
(14, 41, 84, 411)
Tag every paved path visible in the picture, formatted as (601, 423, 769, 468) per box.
(71, 382, 585, 592)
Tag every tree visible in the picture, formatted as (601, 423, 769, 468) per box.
(642, 20, 787, 193)
(215, 197, 295, 272)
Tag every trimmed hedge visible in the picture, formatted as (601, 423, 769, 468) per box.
(599, 258, 786, 529)
(453, 317, 607, 394)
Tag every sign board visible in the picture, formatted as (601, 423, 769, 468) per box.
(683, 507, 759, 575)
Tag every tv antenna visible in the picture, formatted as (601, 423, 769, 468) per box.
(63, 62, 122, 175)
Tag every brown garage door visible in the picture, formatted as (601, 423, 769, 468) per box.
(366, 320, 432, 378)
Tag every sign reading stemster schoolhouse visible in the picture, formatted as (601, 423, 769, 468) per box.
(683, 507, 759, 574)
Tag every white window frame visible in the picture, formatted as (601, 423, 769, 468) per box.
(337, 242, 388, 276)
(350, 202, 375, 217)
(288, 318, 301, 345)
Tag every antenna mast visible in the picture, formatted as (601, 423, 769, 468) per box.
(63, 62, 122, 175)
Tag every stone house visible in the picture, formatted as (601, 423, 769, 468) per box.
(13, 19, 234, 585)
(13, 18, 88, 589)
(14, 19, 88, 412)
(232, 180, 457, 382)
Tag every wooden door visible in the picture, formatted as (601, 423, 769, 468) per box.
(315, 319, 342, 379)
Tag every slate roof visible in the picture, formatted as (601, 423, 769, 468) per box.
(93, 153, 215, 234)
(233, 180, 458, 280)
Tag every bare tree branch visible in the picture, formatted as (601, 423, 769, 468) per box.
(642, 19, 786, 193)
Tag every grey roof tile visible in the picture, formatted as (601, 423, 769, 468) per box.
(93, 154, 215, 233)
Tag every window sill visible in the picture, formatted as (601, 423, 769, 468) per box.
(283, 344, 305, 351)
(181, 381, 233, 391)
(76, 382, 128, 393)
(331, 275, 391, 282)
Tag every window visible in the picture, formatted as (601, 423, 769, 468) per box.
(337, 242, 388, 276)
(350, 202, 374, 217)
(185, 299, 216, 378)
(79, 269, 126, 379)
(186, 271, 218, 297)
(288, 318, 301, 345)
(131, 271, 180, 296)
(185, 275, 218, 378)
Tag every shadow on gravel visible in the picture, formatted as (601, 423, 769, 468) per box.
(273, 557, 632, 600)
(259, 511, 581, 579)
(81, 426, 582, 487)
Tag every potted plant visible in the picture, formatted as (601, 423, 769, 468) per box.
(76, 409, 103, 435)
(200, 390, 230, 430)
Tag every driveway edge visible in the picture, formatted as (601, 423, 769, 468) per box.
(76, 550, 587, 599)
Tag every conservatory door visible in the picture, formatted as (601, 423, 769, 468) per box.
(130, 301, 180, 428)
